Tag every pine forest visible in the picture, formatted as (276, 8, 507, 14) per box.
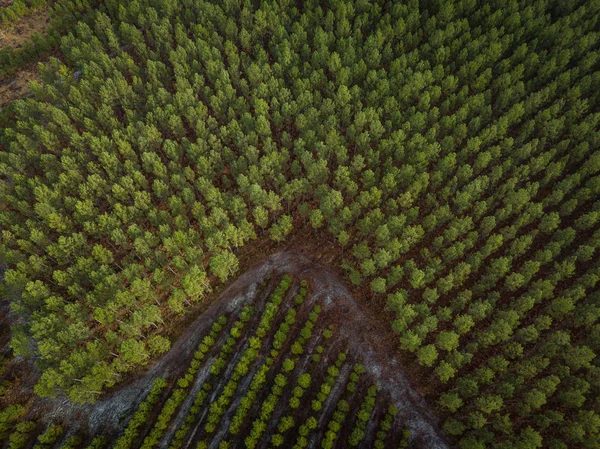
(0, 0, 599, 448)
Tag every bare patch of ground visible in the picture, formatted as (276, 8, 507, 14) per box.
(0, 61, 38, 106)
(39, 250, 448, 448)
(0, 6, 50, 50)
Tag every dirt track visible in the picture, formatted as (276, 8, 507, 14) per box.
(46, 250, 448, 448)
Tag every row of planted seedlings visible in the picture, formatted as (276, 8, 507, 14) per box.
(288, 348, 349, 449)
(227, 282, 321, 449)
(266, 326, 333, 449)
(11, 274, 407, 449)
(347, 384, 411, 449)
(5, 420, 79, 449)
(266, 295, 367, 449)
(216, 278, 346, 449)
(259, 320, 331, 446)
(309, 350, 410, 449)
(226, 281, 358, 449)
(172, 274, 296, 449)
(190, 274, 299, 448)
(226, 284, 313, 438)
(139, 311, 246, 449)
(260, 294, 409, 449)
(107, 304, 248, 449)
(293, 351, 409, 449)
(164, 305, 255, 449)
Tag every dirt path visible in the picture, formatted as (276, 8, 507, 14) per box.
(43, 250, 448, 448)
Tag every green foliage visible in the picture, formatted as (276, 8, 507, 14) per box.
(309, 210, 324, 230)
(113, 378, 167, 449)
(349, 385, 377, 446)
(33, 423, 63, 447)
(0, 404, 26, 438)
(148, 335, 171, 357)
(1, 1, 599, 448)
(83, 436, 106, 449)
(370, 277, 387, 295)
(417, 344, 438, 367)
(374, 405, 401, 448)
(270, 215, 293, 242)
(8, 421, 37, 449)
(209, 251, 239, 283)
(59, 435, 83, 449)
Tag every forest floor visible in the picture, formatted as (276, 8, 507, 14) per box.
(0, 6, 49, 106)
(244, 228, 426, 389)
(38, 249, 448, 448)
(0, 6, 50, 50)
(0, 60, 39, 106)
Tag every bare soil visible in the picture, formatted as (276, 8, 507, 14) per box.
(37, 250, 448, 448)
(245, 226, 434, 397)
(280, 250, 449, 449)
(0, 6, 50, 50)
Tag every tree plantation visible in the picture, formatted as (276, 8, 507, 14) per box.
(0, 0, 599, 448)
(0, 260, 430, 448)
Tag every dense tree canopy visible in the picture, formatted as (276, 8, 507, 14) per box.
(1, 0, 600, 447)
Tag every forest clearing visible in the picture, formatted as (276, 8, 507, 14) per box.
(2, 252, 447, 448)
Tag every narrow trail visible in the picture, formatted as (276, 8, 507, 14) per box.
(45, 250, 448, 448)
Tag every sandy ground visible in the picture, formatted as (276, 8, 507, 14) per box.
(42, 251, 448, 448)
